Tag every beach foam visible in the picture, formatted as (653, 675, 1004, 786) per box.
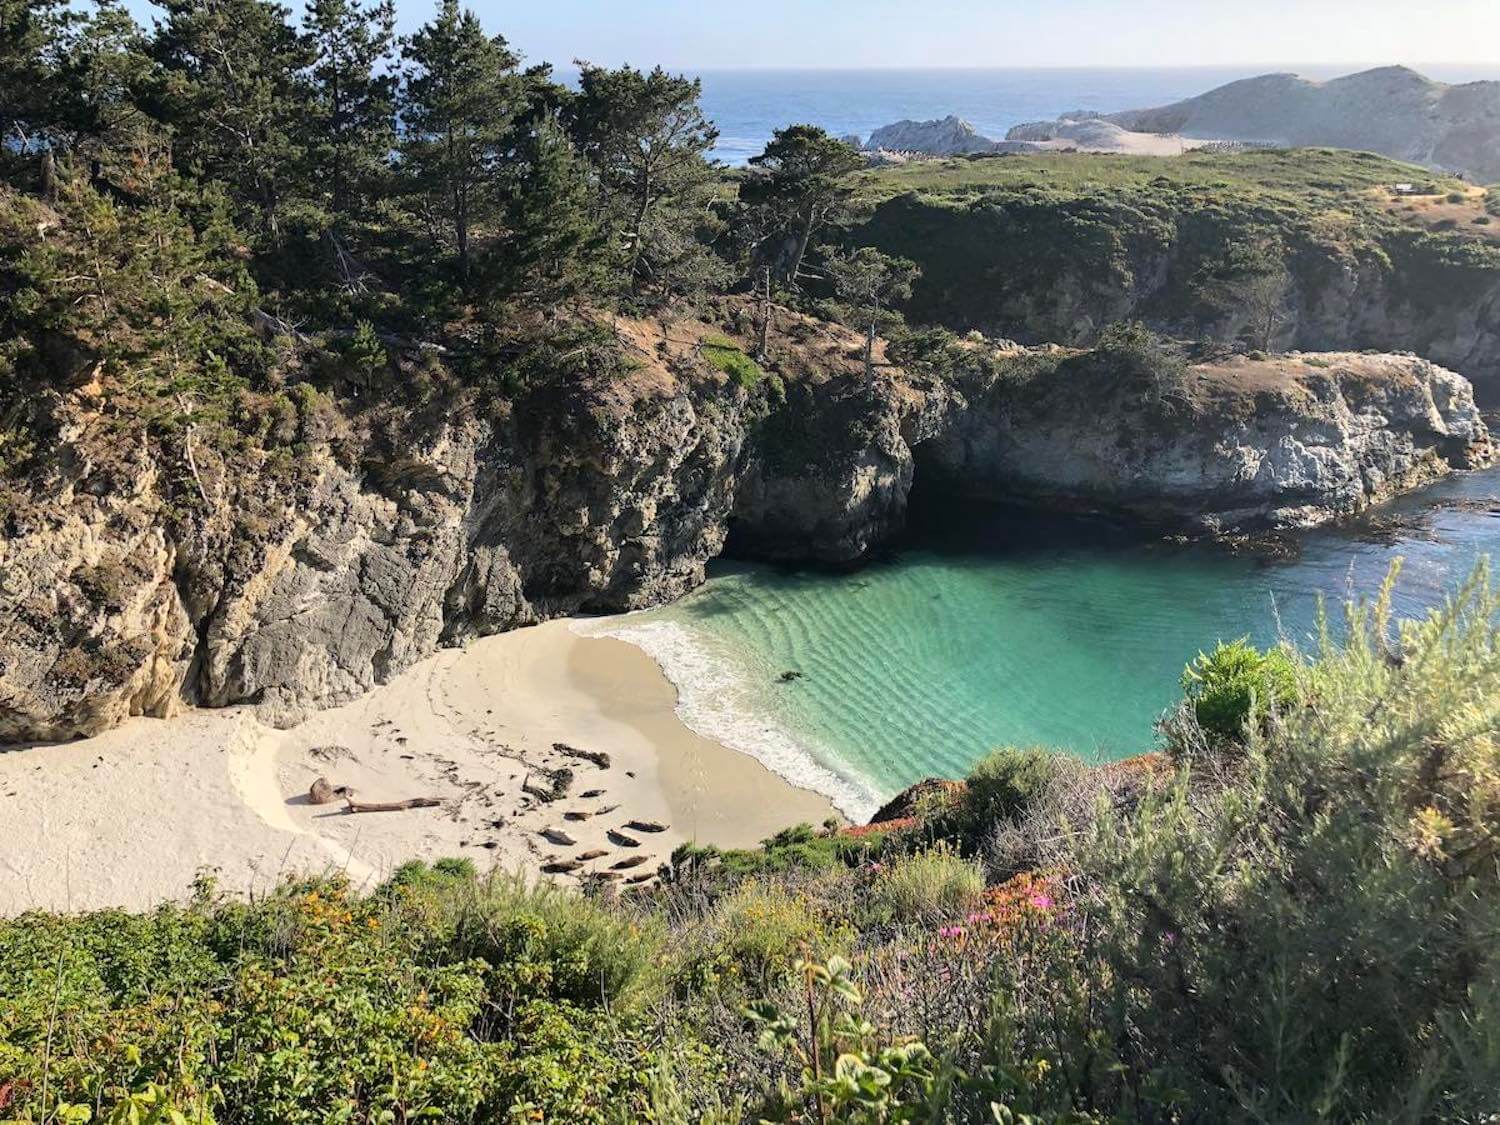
(577, 616, 885, 821)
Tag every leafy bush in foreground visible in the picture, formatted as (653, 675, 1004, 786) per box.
(1180, 636, 1298, 741)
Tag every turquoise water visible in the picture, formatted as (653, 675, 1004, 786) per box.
(598, 471, 1500, 817)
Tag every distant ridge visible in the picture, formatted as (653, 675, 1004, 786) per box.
(1096, 66, 1500, 182)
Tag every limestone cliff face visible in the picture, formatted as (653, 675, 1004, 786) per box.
(0, 323, 1490, 743)
(928, 350, 1492, 531)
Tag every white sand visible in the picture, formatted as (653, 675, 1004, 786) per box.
(0, 621, 834, 914)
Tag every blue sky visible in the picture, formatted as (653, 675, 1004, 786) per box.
(118, 0, 1500, 71)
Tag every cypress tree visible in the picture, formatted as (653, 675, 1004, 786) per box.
(302, 0, 396, 225)
(399, 0, 522, 285)
(149, 0, 313, 241)
(496, 112, 604, 309)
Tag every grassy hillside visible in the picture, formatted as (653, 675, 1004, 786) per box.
(848, 149, 1500, 376)
(854, 148, 1473, 209)
(3, 568, 1498, 1122)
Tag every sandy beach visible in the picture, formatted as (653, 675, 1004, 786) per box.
(0, 621, 835, 915)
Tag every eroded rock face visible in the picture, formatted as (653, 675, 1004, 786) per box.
(928, 350, 1493, 530)
(0, 334, 1490, 743)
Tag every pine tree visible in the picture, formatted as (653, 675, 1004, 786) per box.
(149, 0, 313, 241)
(399, 0, 522, 285)
(570, 63, 722, 299)
(823, 246, 919, 379)
(0, 0, 69, 147)
(495, 112, 603, 309)
(741, 125, 864, 288)
(302, 0, 396, 224)
(0, 0, 74, 193)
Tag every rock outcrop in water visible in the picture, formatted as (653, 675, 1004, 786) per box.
(863, 116, 1012, 157)
(0, 312, 1489, 742)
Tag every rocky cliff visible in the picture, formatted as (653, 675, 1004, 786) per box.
(927, 347, 1492, 531)
(0, 316, 1489, 743)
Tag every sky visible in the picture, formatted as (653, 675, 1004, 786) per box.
(119, 0, 1500, 71)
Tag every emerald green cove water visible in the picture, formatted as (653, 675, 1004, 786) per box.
(591, 471, 1500, 819)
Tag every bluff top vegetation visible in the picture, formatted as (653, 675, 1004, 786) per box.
(0, 0, 933, 495)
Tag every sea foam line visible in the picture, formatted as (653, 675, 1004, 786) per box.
(573, 616, 884, 822)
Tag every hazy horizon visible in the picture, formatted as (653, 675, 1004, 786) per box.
(112, 0, 1500, 73)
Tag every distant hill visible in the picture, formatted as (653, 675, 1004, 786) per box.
(1101, 66, 1500, 182)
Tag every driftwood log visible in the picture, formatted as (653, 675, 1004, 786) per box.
(343, 795, 441, 814)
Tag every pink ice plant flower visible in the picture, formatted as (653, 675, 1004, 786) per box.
(937, 925, 966, 939)
(1029, 893, 1054, 910)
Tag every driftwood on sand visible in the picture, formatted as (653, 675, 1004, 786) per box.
(342, 795, 441, 814)
(308, 777, 354, 804)
(308, 776, 439, 813)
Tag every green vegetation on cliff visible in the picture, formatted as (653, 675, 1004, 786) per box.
(3, 567, 1498, 1121)
(850, 149, 1500, 379)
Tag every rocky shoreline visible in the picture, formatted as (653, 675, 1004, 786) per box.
(1, 316, 1490, 743)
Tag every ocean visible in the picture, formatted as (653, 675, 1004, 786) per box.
(668, 65, 1500, 164)
(589, 469, 1500, 820)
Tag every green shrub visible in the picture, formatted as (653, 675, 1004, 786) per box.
(444, 872, 667, 1011)
(1075, 562, 1500, 1118)
(1181, 637, 1297, 741)
(701, 333, 764, 388)
(964, 746, 1066, 829)
(696, 881, 844, 989)
(872, 843, 984, 925)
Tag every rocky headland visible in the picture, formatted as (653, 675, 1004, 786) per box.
(1, 309, 1489, 744)
(858, 67, 1500, 177)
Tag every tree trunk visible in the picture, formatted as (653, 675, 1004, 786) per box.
(39, 149, 58, 205)
(757, 266, 772, 360)
(864, 320, 876, 380)
(628, 167, 653, 287)
(788, 206, 815, 287)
